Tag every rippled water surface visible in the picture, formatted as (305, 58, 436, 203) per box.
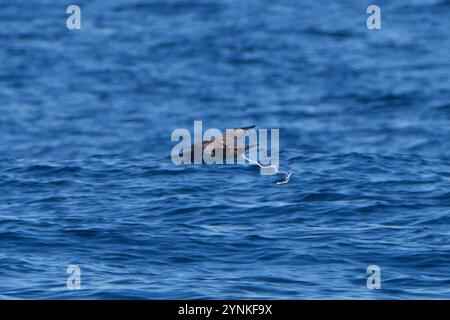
(1, 0, 450, 299)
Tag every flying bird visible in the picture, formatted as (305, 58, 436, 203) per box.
(188, 125, 257, 163)
(184, 125, 293, 184)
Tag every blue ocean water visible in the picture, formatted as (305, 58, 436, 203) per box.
(1, 0, 450, 299)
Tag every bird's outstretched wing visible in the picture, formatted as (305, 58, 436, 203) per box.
(222, 125, 256, 145)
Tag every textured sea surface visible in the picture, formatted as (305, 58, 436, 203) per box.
(1, 0, 450, 299)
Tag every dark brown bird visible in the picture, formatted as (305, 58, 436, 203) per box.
(188, 126, 257, 163)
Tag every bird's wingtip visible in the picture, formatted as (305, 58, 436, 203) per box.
(238, 125, 256, 131)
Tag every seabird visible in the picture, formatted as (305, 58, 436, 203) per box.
(185, 125, 293, 184)
(188, 125, 257, 163)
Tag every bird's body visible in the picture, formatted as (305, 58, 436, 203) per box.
(187, 126, 256, 164)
